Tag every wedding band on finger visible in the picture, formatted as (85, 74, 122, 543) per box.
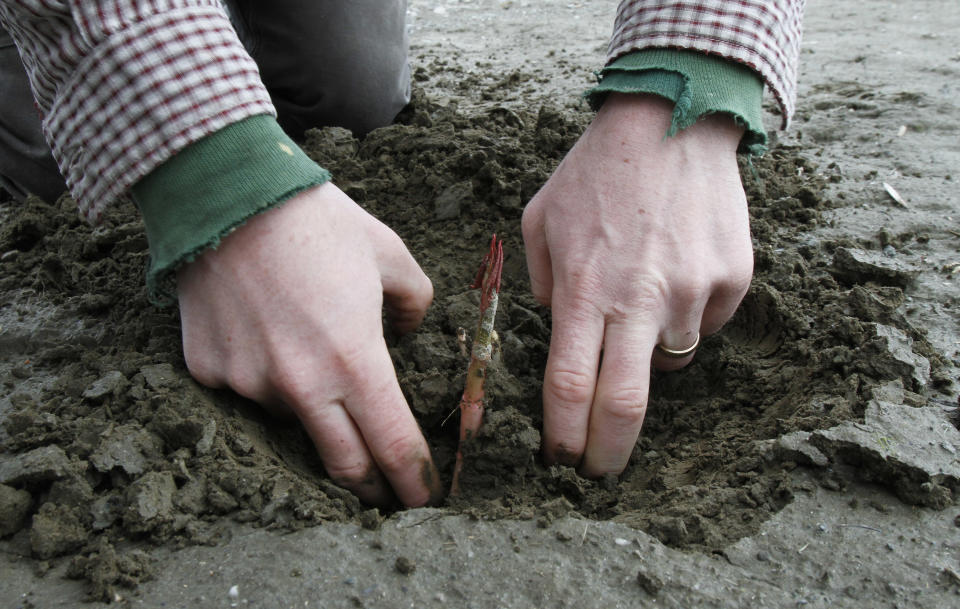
(654, 333, 700, 359)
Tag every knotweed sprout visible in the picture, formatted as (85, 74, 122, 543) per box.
(450, 234, 504, 496)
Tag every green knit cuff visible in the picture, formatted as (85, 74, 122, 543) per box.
(585, 49, 766, 154)
(132, 115, 331, 305)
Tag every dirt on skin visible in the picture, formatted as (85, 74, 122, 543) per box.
(0, 90, 952, 600)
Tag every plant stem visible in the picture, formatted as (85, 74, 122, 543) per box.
(450, 234, 503, 496)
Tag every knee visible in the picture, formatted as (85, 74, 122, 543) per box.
(273, 56, 411, 138)
(0, 35, 66, 202)
(245, 0, 412, 138)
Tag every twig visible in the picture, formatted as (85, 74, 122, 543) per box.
(396, 513, 446, 529)
(942, 566, 960, 586)
(837, 523, 882, 533)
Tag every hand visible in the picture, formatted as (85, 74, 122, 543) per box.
(521, 93, 754, 476)
(176, 183, 443, 507)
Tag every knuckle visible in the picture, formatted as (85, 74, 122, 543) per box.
(325, 459, 375, 488)
(597, 388, 648, 428)
(227, 370, 264, 402)
(374, 223, 409, 258)
(546, 366, 595, 406)
(670, 280, 711, 310)
(728, 262, 755, 295)
(612, 273, 671, 316)
(376, 433, 425, 477)
(272, 341, 371, 403)
(268, 361, 316, 406)
(716, 241, 754, 289)
(520, 201, 541, 238)
(331, 339, 375, 376)
(563, 263, 605, 296)
(183, 352, 221, 389)
(419, 275, 435, 307)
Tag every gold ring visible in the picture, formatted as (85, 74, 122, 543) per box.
(654, 333, 700, 358)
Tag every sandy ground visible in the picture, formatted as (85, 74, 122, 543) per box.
(1, 0, 959, 607)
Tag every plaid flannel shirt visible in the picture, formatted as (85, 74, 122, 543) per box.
(0, 0, 804, 223)
(608, 0, 805, 127)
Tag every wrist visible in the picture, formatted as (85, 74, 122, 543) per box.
(586, 49, 766, 154)
(132, 115, 331, 305)
(596, 93, 745, 155)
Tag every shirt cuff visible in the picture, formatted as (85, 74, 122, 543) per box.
(131, 114, 331, 305)
(585, 49, 766, 154)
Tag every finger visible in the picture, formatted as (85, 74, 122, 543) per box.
(179, 303, 229, 390)
(651, 291, 708, 372)
(541, 293, 604, 467)
(700, 238, 753, 335)
(651, 327, 701, 371)
(580, 318, 658, 477)
(293, 398, 394, 506)
(343, 341, 443, 507)
(700, 277, 752, 337)
(375, 229, 434, 335)
(520, 204, 554, 306)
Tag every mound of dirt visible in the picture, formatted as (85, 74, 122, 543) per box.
(0, 92, 947, 600)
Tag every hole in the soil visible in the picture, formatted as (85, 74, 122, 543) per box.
(723, 286, 787, 359)
(0, 95, 942, 600)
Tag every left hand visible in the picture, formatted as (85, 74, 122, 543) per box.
(521, 93, 754, 477)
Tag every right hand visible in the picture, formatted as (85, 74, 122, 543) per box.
(176, 183, 442, 507)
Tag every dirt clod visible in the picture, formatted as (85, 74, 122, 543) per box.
(0, 483, 32, 537)
(30, 503, 88, 559)
(395, 555, 416, 575)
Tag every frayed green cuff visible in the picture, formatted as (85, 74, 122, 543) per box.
(132, 115, 331, 305)
(585, 49, 767, 155)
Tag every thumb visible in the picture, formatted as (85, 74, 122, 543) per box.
(374, 226, 433, 335)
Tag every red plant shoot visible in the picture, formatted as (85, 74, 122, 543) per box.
(450, 234, 504, 496)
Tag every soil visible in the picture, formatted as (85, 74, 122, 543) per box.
(1, 1, 959, 607)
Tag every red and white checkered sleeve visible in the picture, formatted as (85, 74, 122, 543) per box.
(608, 0, 806, 127)
(0, 1, 275, 223)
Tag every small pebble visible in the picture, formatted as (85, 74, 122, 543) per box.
(228, 585, 239, 607)
(395, 556, 416, 575)
(636, 569, 663, 596)
(614, 538, 630, 546)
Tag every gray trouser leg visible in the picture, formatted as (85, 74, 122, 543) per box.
(0, 2, 409, 202)
(228, 0, 411, 137)
(0, 27, 66, 202)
